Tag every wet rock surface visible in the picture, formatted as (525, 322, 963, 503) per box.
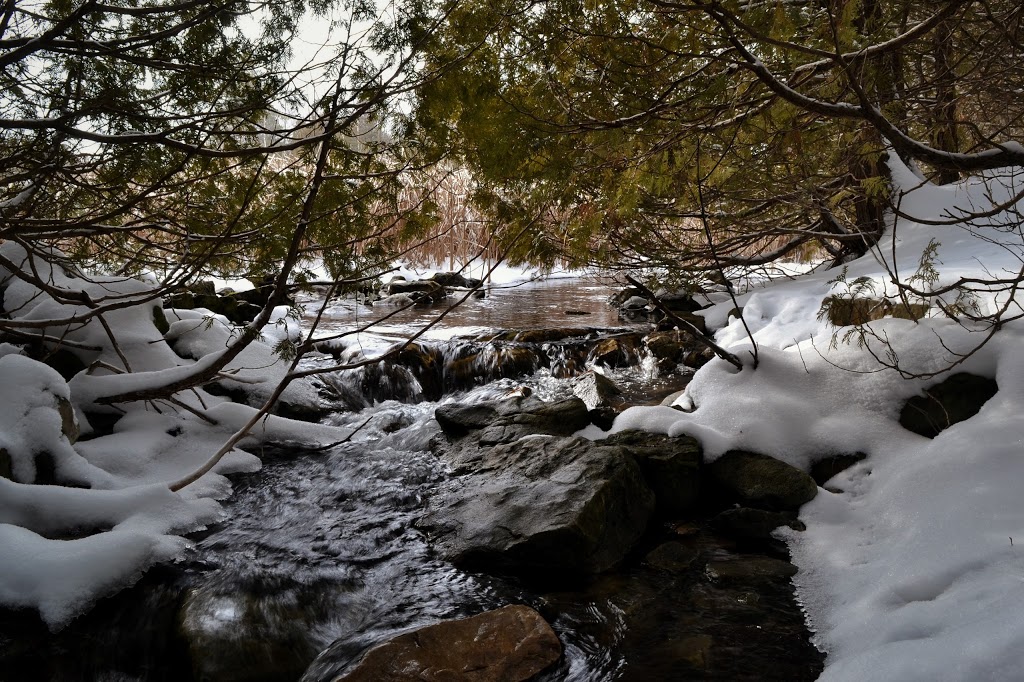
(328, 605, 561, 682)
(604, 429, 702, 518)
(423, 398, 655, 574)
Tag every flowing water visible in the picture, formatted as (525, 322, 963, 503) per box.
(0, 277, 822, 681)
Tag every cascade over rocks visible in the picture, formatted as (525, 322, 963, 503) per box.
(327, 605, 561, 682)
(899, 372, 998, 438)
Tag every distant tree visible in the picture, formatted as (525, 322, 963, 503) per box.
(414, 0, 1024, 287)
(0, 0, 473, 400)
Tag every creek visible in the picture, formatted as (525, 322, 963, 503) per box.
(0, 276, 823, 681)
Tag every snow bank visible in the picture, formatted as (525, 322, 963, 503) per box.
(603, 156, 1024, 680)
(0, 248, 344, 629)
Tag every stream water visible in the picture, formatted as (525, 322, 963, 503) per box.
(0, 277, 823, 681)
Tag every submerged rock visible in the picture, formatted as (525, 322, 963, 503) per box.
(329, 605, 561, 682)
(705, 557, 798, 584)
(707, 450, 818, 512)
(899, 372, 998, 438)
(645, 541, 701, 573)
(179, 586, 322, 682)
(710, 507, 805, 545)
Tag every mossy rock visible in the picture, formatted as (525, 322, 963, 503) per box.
(899, 373, 998, 438)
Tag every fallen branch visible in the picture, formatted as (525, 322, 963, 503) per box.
(624, 275, 745, 371)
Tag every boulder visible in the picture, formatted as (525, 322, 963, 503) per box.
(653, 289, 703, 314)
(608, 287, 643, 307)
(573, 371, 622, 411)
(420, 435, 655, 574)
(706, 450, 818, 512)
(429, 271, 483, 289)
(474, 397, 591, 446)
(809, 452, 867, 486)
(899, 373, 998, 438)
(386, 279, 447, 304)
(435, 402, 502, 437)
(603, 430, 701, 517)
(330, 605, 560, 682)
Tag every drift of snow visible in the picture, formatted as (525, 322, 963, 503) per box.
(0, 247, 345, 630)
(598, 156, 1024, 680)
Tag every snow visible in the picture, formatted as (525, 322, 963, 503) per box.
(595, 155, 1024, 680)
(0, 249, 345, 629)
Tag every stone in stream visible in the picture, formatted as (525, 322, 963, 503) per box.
(603, 430, 702, 518)
(706, 450, 818, 512)
(429, 271, 483, 289)
(328, 605, 561, 682)
(645, 541, 701, 573)
(710, 507, 805, 545)
(587, 333, 644, 368)
(474, 397, 592, 446)
(433, 395, 590, 442)
(705, 557, 799, 584)
(421, 434, 655, 574)
(572, 370, 622, 411)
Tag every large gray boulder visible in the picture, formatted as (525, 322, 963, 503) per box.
(421, 434, 654, 574)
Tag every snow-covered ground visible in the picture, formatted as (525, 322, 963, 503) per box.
(0, 245, 344, 630)
(593, 156, 1024, 680)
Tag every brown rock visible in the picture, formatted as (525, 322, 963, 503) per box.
(333, 605, 561, 682)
